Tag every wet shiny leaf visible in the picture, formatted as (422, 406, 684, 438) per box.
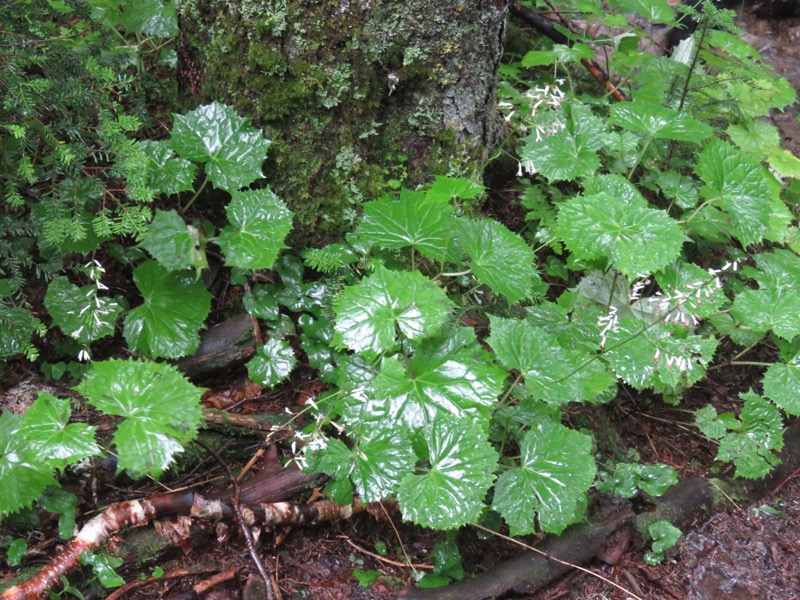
(140, 209, 207, 272)
(493, 420, 595, 535)
(77, 360, 204, 479)
(45, 276, 122, 344)
(334, 266, 453, 357)
(488, 316, 614, 403)
(123, 260, 211, 359)
(355, 194, 454, 262)
(557, 192, 688, 276)
(246, 338, 297, 388)
(217, 188, 293, 270)
(397, 416, 497, 529)
(763, 355, 800, 416)
(168, 101, 270, 192)
(458, 218, 536, 304)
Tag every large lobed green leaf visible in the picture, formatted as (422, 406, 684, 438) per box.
(609, 101, 711, 142)
(557, 192, 688, 276)
(763, 354, 800, 416)
(458, 219, 536, 304)
(397, 416, 498, 530)
(333, 266, 453, 357)
(0, 394, 98, 516)
(493, 420, 596, 535)
(370, 337, 507, 429)
(603, 318, 718, 392)
(354, 193, 455, 262)
(488, 316, 614, 404)
(140, 209, 207, 273)
(696, 139, 782, 247)
(349, 425, 415, 503)
(76, 360, 204, 479)
(140, 141, 196, 197)
(520, 103, 606, 182)
(123, 260, 211, 359)
(696, 392, 784, 479)
(246, 338, 297, 388)
(732, 288, 800, 341)
(217, 188, 293, 270)
(45, 276, 122, 344)
(168, 102, 270, 192)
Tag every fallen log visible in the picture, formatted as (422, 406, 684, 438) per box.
(175, 313, 256, 381)
(402, 505, 635, 600)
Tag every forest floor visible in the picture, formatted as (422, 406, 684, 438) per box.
(1, 5, 800, 600)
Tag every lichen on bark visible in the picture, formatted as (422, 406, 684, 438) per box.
(178, 0, 506, 243)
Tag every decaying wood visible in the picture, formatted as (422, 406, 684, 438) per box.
(175, 313, 256, 381)
(401, 505, 636, 600)
(403, 420, 800, 600)
(0, 466, 335, 600)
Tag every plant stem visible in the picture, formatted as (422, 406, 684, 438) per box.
(680, 198, 715, 225)
(181, 173, 209, 214)
(627, 136, 652, 180)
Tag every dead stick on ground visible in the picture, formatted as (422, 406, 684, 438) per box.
(195, 438, 274, 600)
(342, 538, 434, 570)
(105, 568, 220, 600)
(193, 568, 239, 595)
(469, 522, 643, 600)
(0, 476, 352, 599)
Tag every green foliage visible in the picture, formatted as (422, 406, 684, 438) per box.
(493, 422, 596, 535)
(645, 520, 682, 565)
(0, 394, 98, 516)
(79, 551, 124, 588)
(396, 416, 498, 529)
(597, 459, 678, 498)
(217, 189, 293, 269)
(556, 192, 688, 276)
(45, 276, 123, 346)
(696, 392, 784, 479)
(246, 338, 297, 388)
(123, 261, 212, 359)
(2, 0, 800, 588)
(168, 101, 271, 193)
(76, 360, 204, 479)
(333, 267, 453, 358)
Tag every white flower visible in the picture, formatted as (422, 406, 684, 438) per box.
(598, 306, 619, 349)
(77, 348, 91, 362)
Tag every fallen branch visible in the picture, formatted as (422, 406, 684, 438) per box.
(175, 313, 256, 381)
(0, 479, 355, 600)
(507, 1, 629, 102)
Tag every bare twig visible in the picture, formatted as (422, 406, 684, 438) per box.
(343, 538, 434, 570)
(195, 438, 274, 600)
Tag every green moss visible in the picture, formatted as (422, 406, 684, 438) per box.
(179, 0, 502, 244)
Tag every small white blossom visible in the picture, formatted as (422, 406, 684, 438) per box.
(598, 306, 619, 349)
(629, 278, 650, 302)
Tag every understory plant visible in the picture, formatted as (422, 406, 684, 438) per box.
(0, 0, 799, 591)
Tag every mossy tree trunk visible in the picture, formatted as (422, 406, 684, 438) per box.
(177, 0, 507, 243)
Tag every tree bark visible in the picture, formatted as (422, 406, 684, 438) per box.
(177, 0, 507, 242)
